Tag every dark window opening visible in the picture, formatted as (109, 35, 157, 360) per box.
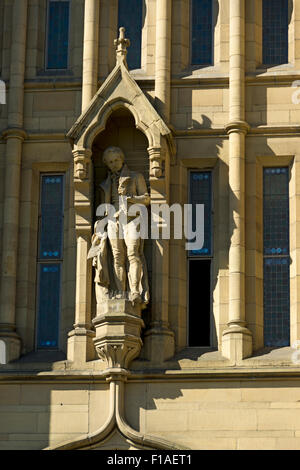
(36, 175, 64, 349)
(118, 0, 143, 70)
(189, 259, 211, 346)
(263, 0, 289, 65)
(191, 0, 213, 66)
(46, 0, 70, 69)
(188, 171, 212, 347)
(263, 167, 290, 347)
(189, 171, 212, 257)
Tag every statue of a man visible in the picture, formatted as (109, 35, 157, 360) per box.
(89, 146, 150, 306)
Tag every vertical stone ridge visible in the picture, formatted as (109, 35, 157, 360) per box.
(0, 0, 28, 363)
(222, 0, 253, 363)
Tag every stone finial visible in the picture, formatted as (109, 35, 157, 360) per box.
(114, 27, 130, 66)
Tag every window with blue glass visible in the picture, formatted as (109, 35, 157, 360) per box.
(191, 0, 213, 66)
(46, 0, 70, 69)
(263, 0, 289, 65)
(189, 171, 212, 257)
(263, 167, 290, 347)
(118, 0, 143, 70)
(36, 175, 64, 349)
(188, 171, 212, 347)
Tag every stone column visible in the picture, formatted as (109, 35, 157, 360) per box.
(146, 0, 173, 363)
(67, 148, 95, 362)
(144, 144, 175, 363)
(0, 0, 28, 363)
(145, 2, 174, 362)
(82, 0, 100, 111)
(222, 0, 252, 362)
(70, 0, 100, 362)
(154, 0, 172, 123)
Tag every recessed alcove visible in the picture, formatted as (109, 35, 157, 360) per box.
(90, 108, 152, 325)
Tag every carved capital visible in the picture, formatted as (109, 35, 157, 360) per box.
(73, 148, 92, 180)
(148, 146, 164, 178)
(225, 120, 250, 135)
(2, 128, 27, 141)
(94, 340, 142, 369)
(93, 299, 144, 370)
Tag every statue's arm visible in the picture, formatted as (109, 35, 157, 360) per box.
(127, 173, 150, 206)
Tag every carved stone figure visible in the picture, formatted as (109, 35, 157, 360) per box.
(88, 146, 150, 308)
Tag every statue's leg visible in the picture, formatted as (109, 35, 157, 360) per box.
(125, 237, 142, 298)
(108, 221, 127, 293)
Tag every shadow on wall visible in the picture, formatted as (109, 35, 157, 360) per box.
(247, 0, 293, 127)
(124, 377, 300, 440)
(165, 82, 281, 360)
(0, 381, 108, 450)
(179, 0, 220, 77)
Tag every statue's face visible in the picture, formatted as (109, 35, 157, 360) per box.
(105, 151, 123, 173)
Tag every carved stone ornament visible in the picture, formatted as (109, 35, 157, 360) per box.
(94, 342, 141, 370)
(148, 146, 163, 178)
(92, 299, 145, 370)
(73, 149, 92, 180)
(114, 27, 130, 66)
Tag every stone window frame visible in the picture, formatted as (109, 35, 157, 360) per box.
(99, 0, 150, 79)
(255, 0, 296, 72)
(35, 172, 65, 351)
(177, 156, 219, 351)
(251, 155, 296, 351)
(140, 0, 155, 75)
(262, 167, 290, 347)
(20, 162, 71, 356)
(189, 0, 214, 67)
(34, 0, 81, 78)
(172, 0, 227, 77)
(187, 168, 214, 347)
(45, 0, 71, 72)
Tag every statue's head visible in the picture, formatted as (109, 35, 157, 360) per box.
(102, 146, 125, 173)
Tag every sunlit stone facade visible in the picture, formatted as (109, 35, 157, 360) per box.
(1, 0, 300, 450)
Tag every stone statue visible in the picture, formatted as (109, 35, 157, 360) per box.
(88, 146, 150, 308)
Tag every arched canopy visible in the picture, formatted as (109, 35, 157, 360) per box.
(67, 61, 174, 153)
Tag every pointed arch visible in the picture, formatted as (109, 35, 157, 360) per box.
(82, 98, 155, 151)
(67, 61, 173, 155)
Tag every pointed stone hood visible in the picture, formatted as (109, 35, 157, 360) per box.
(67, 31, 173, 153)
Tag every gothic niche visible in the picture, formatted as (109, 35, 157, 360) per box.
(90, 108, 152, 369)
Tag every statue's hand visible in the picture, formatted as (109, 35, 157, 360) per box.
(118, 176, 131, 195)
(118, 187, 127, 195)
(126, 194, 149, 205)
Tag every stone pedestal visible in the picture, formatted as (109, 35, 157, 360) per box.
(222, 324, 253, 362)
(93, 299, 145, 372)
(143, 324, 175, 364)
(67, 327, 96, 363)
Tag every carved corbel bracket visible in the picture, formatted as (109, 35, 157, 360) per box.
(148, 146, 164, 178)
(93, 299, 145, 371)
(148, 145, 170, 202)
(95, 341, 142, 371)
(73, 148, 93, 232)
(73, 148, 92, 180)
